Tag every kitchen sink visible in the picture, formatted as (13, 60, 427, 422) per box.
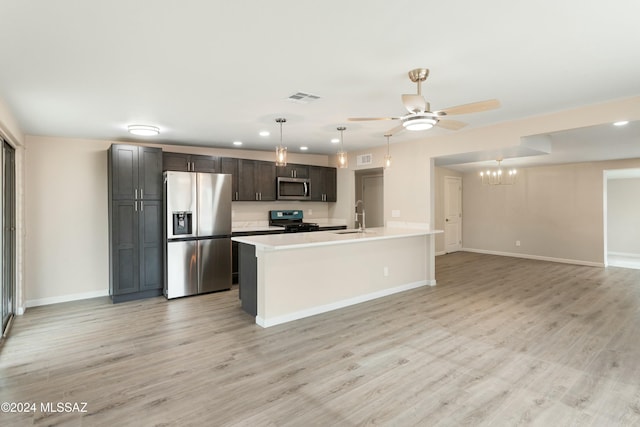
(333, 229, 376, 235)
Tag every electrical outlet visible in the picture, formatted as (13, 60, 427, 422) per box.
(516, 240, 521, 247)
(383, 266, 389, 277)
(391, 210, 400, 218)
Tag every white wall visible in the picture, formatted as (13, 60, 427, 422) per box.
(462, 158, 640, 265)
(607, 177, 640, 255)
(25, 137, 112, 305)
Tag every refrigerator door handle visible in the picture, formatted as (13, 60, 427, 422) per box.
(141, 188, 144, 199)
(134, 201, 137, 212)
(141, 201, 144, 211)
(135, 189, 138, 200)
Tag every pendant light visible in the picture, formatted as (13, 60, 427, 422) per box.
(275, 118, 287, 167)
(337, 126, 348, 168)
(383, 133, 392, 169)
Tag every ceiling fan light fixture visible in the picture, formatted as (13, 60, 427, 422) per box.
(402, 116, 437, 131)
(128, 124, 159, 136)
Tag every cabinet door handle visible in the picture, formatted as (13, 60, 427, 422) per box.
(235, 191, 239, 200)
(141, 201, 144, 212)
(255, 192, 258, 201)
(259, 192, 262, 201)
(140, 188, 144, 200)
(135, 189, 138, 199)
(134, 201, 138, 212)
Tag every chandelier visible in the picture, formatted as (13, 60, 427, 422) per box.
(480, 160, 517, 185)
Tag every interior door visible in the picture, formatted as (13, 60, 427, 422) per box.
(362, 174, 384, 227)
(444, 176, 462, 253)
(2, 141, 15, 336)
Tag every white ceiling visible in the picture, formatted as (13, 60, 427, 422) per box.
(1, 0, 639, 167)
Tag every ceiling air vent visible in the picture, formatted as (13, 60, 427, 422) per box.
(357, 154, 373, 166)
(286, 92, 321, 104)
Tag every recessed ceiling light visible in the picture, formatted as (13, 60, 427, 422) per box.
(233, 141, 243, 146)
(300, 146, 308, 151)
(128, 124, 159, 136)
(331, 138, 340, 144)
(259, 130, 270, 137)
(613, 120, 629, 126)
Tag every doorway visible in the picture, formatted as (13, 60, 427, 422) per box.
(355, 168, 384, 228)
(2, 140, 16, 337)
(444, 176, 462, 253)
(604, 169, 640, 269)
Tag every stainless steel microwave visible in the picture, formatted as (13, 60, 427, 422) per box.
(277, 177, 311, 200)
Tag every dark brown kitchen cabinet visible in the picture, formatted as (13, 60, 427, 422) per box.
(220, 157, 240, 200)
(238, 159, 276, 201)
(109, 200, 163, 300)
(110, 145, 163, 200)
(163, 152, 219, 173)
(108, 144, 163, 303)
(309, 166, 337, 202)
(276, 163, 309, 179)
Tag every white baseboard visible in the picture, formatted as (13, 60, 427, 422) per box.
(608, 251, 640, 259)
(25, 289, 109, 309)
(462, 248, 604, 268)
(435, 250, 446, 256)
(256, 279, 434, 328)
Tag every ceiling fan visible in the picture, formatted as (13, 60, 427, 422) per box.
(348, 68, 500, 135)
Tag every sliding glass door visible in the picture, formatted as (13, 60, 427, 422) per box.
(1, 140, 15, 336)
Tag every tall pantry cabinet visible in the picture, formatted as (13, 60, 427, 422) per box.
(108, 144, 163, 303)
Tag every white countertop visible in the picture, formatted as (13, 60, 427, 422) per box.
(232, 226, 442, 251)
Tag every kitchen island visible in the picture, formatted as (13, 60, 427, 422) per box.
(232, 226, 442, 327)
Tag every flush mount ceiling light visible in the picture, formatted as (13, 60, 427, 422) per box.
(336, 126, 348, 169)
(300, 146, 308, 151)
(331, 138, 340, 144)
(275, 118, 287, 167)
(613, 120, 629, 126)
(259, 130, 270, 136)
(128, 124, 159, 136)
(479, 159, 517, 185)
(402, 115, 437, 131)
(233, 141, 243, 146)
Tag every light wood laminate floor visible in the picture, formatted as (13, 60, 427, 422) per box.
(2, 252, 640, 426)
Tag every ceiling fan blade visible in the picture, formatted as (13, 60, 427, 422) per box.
(348, 117, 400, 122)
(436, 119, 467, 130)
(435, 99, 500, 116)
(402, 94, 427, 114)
(386, 123, 406, 136)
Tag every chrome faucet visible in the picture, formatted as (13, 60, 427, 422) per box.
(355, 200, 366, 231)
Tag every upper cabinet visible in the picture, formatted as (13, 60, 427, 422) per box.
(110, 145, 163, 200)
(163, 152, 219, 173)
(238, 159, 276, 201)
(220, 157, 240, 201)
(309, 166, 337, 202)
(276, 164, 309, 179)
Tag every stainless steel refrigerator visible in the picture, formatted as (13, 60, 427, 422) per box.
(164, 171, 232, 299)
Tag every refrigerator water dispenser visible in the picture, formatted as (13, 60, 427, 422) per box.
(172, 211, 193, 235)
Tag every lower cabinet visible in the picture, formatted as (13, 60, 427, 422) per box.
(232, 229, 284, 283)
(109, 199, 163, 303)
